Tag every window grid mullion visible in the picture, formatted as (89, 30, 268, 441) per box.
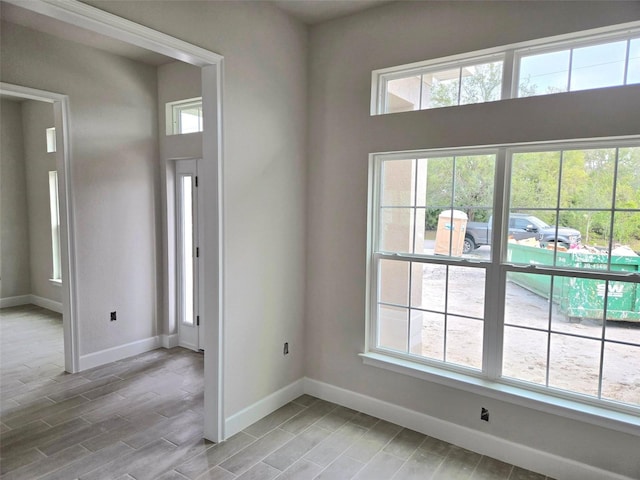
(544, 277, 555, 387)
(623, 39, 631, 84)
(501, 50, 515, 100)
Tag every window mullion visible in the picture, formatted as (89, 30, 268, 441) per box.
(623, 38, 631, 84)
(484, 148, 508, 380)
(501, 50, 515, 100)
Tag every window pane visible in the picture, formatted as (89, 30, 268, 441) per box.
(421, 68, 460, 109)
(615, 147, 640, 208)
(602, 343, 640, 406)
(519, 50, 570, 97)
(379, 259, 409, 306)
(46, 127, 56, 153)
(627, 38, 640, 84)
(411, 263, 446, 311)
(181, 176, 194, 326)
(459, 61, 503, 105)
(380, 208, 415, 253)
(559, 149, 615, 209)
(410, 310, 444, 360)
(446, 316, 483, 369)
(548, 334, 601, 397)
(381, 159, 416, 206)
(570, 41, 627, 91)
(446, 266, 485, 319)
(612, 212, 640, 259)
(386, 76, 421, 113)
(605, 298, 640, 343)
(170, 99, 203, 135)
(424, 157, 453, 208)
(505, 272, 552, 329)
(510, 151, 561, 210)
(422, 155, 495, 258)
(378, 305, 408, 352)
(48, 171, 61, 281)
(503, 326, 548, 385)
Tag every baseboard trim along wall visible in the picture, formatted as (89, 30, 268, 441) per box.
(303, 377, 633, 480)
(79, 336, 161, 371)
(225, 378, 305, 438)
(161, 334, 179, 348)
(0, 295, 31, 309)
(0, 295, 62, 313)
(30, 295, 63, 314)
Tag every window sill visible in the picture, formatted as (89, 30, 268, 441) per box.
(360, 351, 640, 437)
(49, 279, 62, 286)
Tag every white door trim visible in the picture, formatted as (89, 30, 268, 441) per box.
(3, 0, 226, 443)
(0, 82, 78, 374)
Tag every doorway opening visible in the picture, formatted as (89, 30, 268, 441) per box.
(2, 0, 225, 442)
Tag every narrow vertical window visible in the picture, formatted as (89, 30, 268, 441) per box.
(180, 175, 195, 326)
(46, 127, 56, 153)
(48, 171, 61, 282)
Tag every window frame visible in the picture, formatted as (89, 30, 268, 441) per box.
(166, 97, 203, 135)
(365, 137, 640, 433)
(372, 21, 640, 115)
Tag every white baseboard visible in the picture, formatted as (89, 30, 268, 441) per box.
(0, 295, 31, 309)
(225, 378, 305, 438)
(161, 334, 179, 348)
(303, 377, 632, 480)
(30, 295, 63, 314)
(79, 336, 161, 371)
(0, 294, 62, 313)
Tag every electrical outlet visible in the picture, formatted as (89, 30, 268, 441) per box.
(481, 407, 489, 422)
(110, 311, 117, 322)
(283, 342, 289, 355)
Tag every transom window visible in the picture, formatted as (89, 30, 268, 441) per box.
(166, 98, 203, 135)
(367, 139, 640, 412)
(373, 22, 640, 115)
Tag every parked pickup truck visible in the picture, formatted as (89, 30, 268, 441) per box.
(464, 213, 582, 254)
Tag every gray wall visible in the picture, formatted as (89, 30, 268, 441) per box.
(22, 100, 61, 304)
(307, 1, 640, 477)
(0, 20, 160, 355)
(32, 0, 309, 418)
(0, 99, 30, 299)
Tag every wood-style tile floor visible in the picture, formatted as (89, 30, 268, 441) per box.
(0, 305, 554, 480)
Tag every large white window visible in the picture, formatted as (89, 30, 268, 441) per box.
(367, 139, 640, 416)
(48, 170, 61, 283)
(373, 22, 640, 115)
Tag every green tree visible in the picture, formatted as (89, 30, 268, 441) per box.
(430, 62, 503, 108)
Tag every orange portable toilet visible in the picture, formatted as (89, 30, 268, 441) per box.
(434, 209, 468, 256)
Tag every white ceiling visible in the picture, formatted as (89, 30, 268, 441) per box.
(272, 0, 392, 24)
(0, 1, 393, 67)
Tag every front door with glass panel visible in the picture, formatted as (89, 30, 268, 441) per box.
(176, 159, 200, 350)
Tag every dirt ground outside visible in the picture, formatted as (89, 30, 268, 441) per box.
(418, 243, 640, 407)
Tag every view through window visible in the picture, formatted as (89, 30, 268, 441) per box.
(369, 142, 640, 410)
(374, 24, 639, 115)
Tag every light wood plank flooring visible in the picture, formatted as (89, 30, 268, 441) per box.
(1, 305, 553, 479)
